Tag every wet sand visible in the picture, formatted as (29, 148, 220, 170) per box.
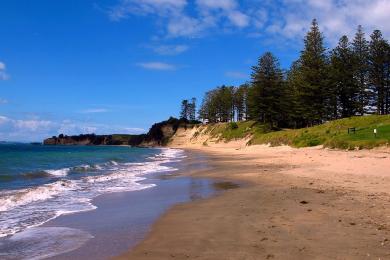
(117, 146, 390, 259)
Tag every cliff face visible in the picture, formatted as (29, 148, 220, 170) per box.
(43, 117, 198, 147)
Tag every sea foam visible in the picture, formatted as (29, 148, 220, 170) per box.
(0, 148, 184, 238)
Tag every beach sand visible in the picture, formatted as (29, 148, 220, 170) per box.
(117, 143, 390, 259)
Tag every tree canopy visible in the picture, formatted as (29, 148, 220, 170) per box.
(190, 19, 390, 128)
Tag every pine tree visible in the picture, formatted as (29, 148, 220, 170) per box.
(368, 30, 388, 115)
(180, 99, 189, 120)
(330, 35, 358, 118)
(196, 20, 390, 128)
(352, 25, 370, 115)
(386, 43, 390, 114)
(285, 61, 304, 128)
(295, 19, 329, 125)
(234, 84, 249, 121)
(249, 52, 284, 127)
(199, 91, 213, 123)
(217, 86, 235, 122)
(188, 97, 196, 121)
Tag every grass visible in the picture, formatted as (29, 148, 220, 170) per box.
(204, 115, 390, 149)
(111, 134, 134, 142)
(204, 121, 271, 142)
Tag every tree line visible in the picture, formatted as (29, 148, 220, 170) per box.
(185, 19, 390, 128)
(180, 98, 197, 122)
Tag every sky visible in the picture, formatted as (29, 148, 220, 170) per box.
(1, 0, 390, 142)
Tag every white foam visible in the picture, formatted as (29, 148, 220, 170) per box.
(0, 227, 93, 260)
(0, 180, 78, 212)
(109, 160, 119, 166)
(0, 148, 185, 239)
(45, 168, 70, 177)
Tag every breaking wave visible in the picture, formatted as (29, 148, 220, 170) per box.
(0, 148, 184, 238)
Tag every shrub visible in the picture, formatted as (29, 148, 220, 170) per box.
(228, 122, 239, 130)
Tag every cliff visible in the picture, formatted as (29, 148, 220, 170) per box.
(43, 117, 199, 147)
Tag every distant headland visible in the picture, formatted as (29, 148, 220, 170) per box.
(43, 117, 199, 147)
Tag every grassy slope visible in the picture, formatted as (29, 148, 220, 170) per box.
(202, 115, 390, 149)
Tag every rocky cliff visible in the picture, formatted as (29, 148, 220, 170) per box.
(43, 117, 198, 147)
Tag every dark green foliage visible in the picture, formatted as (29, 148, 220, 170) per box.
(145, 117, 187, 145)
(180, 98, 197, 121)
(294, 19, 329, 125)
(248, 52, 285, 127)
(228, 122, 238, 130)
(329, 35, 359, 118)
(45, 133, 147, 146)
(180, 100, 189, 120)
(352, 25, 370, 115)
(234, 84, 249, 121)
(199, 85, 235, 123)
(368, 30, 390, 115)
(196, 19, 390, 131)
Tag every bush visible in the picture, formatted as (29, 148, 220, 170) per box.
(228, 122, 239, 130)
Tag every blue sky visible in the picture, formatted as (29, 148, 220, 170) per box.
(1, 0, 389, 142)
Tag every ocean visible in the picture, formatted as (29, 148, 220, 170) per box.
(0, 143, 185, 239)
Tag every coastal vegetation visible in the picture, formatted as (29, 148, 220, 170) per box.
(194, 115, 390, 149)
(194, 20, 390, 129)
(173, 19, 390, 150)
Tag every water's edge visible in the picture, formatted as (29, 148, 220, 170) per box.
(0, 149, 218, 260)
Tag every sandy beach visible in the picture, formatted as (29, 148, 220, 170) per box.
(117, 142, 390, 259)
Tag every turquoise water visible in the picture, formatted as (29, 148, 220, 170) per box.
(0, 144, 159, 189)
(0, 144, 185, 238)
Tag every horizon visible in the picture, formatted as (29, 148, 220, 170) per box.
(1, 0, 390, 142)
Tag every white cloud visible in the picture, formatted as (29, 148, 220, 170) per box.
(80, 108, 109, 114)
(58, 121, 98, 135)
(0, 116, 9, 124)
(109, 0, 251, 38)
(167, 15, 205, 37)
(137, 61, 176, 70)
(0, 61, 9, 80)
(109, 0, 187, 21)
(123, 127, 145, 133)
(14, 119, 54, 131)
(109, 0, 390, 43)
(225, 71, 247, 79)
(227, 10, 250, 28)
(263, 0, 390, 43)
(196, 0, 237, 10)
(152, 44, 189, 55)
(57, 121, 145, 136)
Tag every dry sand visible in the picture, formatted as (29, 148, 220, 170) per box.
(117, 139, 390, 259)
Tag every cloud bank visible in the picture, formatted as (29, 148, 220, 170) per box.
(109, 0, 390, 42)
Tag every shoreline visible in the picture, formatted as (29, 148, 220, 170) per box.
(117, 144, 390, 259)
(0, 148, 221, 260)
(42, 150, 221, 260)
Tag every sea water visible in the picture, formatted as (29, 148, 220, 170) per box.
(0, 144, 185, 240)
